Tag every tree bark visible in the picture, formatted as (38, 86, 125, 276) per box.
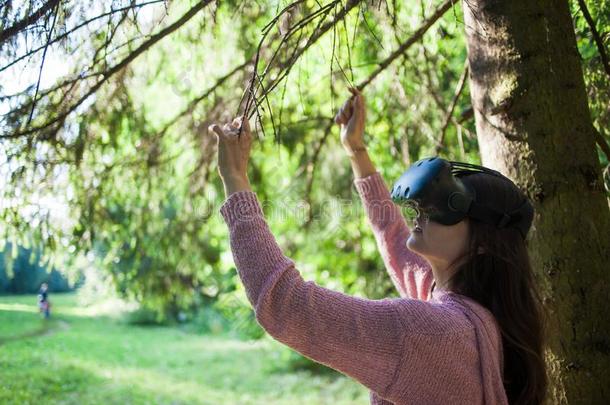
(461, 0, 610, 403)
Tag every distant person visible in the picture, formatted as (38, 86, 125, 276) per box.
(38, 283, 51, 319)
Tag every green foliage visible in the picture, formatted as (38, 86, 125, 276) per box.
(0, 293, 368, 404)
(571, 0, 610, 166)
(264, 344, 341, 376)
(0, 243, 75, 294)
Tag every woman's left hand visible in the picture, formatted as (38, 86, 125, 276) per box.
(208, 114, 253, 196)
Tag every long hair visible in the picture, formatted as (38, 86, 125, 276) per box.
(441, 172, 549, 405)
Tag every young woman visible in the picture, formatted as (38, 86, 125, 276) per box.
(209, 87, 548, 405)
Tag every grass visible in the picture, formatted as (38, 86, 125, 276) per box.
(0, 293, 368, 404)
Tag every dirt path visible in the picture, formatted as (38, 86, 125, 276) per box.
(0, 318, 70, 346)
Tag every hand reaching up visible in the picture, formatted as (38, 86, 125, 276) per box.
(334, 86, 367, 157)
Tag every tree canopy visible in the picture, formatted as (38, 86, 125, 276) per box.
(1, 0, 608, 318)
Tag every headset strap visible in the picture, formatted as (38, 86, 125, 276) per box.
(467, 199, 531, 239)
(449, 160, 525, 228)
(449, 161, 505, 178)
(443, 159, 530, 239)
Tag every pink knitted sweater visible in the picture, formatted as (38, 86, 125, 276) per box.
(219, 171, 508, 404)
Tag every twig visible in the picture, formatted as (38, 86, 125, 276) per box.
(435, 60, 468, 154)
(594, 128, 610, 162)
(158, 59, 252, 136)
(301, 0, 455, 219)
(0, 0, 61, 45)
(303, 118, 336, 228)
(240, 0, 361, 136)
(0, 0, 166, 73)
(356, 0, 454, 90)
(4, 0, 213, 140)
(577, 0, 610, 77)
(359, 2, 384, 50)
(27, 1, 61, 125)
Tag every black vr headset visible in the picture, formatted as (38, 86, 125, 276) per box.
(390, 157, 533, 240)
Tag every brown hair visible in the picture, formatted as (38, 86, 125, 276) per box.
(441, 172, 549, 405)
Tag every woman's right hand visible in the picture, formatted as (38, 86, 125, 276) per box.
(334, 86, 366, 156)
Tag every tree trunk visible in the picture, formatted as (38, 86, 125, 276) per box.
(461, 0, 610, 403)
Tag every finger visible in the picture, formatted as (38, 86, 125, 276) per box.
(345, 95, 356, 107)
(208, 124, 225, 139)
(355, 94, 364, 111)
(236, 115, 249, 133)
(222, 124, 239, 140)
(335, 110, 346, 123)
(344, 100, 354, 117)
(240, 114, 251, 132)
(334, 109, 343, 124)
(231, 116, 244, 129)
(339, 100, 352, 116)
(356, 91, 365, 105)
(223, 123, 234, 134)
(342, 109, 351, 121)
(351, 88, 364, 109)
(231, 115, 251, 134)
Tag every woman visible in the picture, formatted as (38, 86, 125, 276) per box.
(209, 87, 548, 404)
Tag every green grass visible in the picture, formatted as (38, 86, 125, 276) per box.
(0, 293, 368, 404)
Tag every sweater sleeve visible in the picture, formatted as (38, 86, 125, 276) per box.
(219, 190, 407, 399)
(353, 172, 434, 301)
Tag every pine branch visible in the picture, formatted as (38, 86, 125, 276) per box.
(356, 0, 454, 90)
(302, 0, 455, 221)
(0, 1, 166, 74)
(27, 1, 61, 125)
(435, 60, 469, 154)
(0, 0, 61, 45)
(240, 0, 361, 138)
(577, 0, 610, 77)
(3, 0, 213, 140)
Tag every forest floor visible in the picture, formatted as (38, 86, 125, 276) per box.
(0, 293, 368, 404)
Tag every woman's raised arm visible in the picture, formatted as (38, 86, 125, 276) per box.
(352, 161, 434, 301)
(336, 87, 433, 300)
(219, 190, 412, 399)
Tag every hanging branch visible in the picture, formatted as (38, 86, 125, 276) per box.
(435, 60, 469, 154)
(5, 29, 147, 107)
(239, 0, 322, 118)
(0, 0, 61, 45)
(577, 0, 610, 77)
(3, 0, 213, 140)
(239, 0, 362, 140)
(27, 1, 61, 125)
(410, 48, 474, 140)
(91, 9, 132, 73)
(303, 118, 335, 228)
(0, 1, 166, 74)
(301, 0, 455, 226)
(158, 59, 253, 137)
(356, 0, 454, 90)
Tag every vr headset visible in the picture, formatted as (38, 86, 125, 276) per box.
(390, 157, 533, 240)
